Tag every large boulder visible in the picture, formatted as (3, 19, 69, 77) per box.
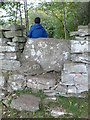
(21, 38, 70, 72)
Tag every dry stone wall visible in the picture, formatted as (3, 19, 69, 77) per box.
(0, 24, 26, 100)
(0, 24, 89, 101)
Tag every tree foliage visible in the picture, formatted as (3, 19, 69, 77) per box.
(0, 1, 89, 39)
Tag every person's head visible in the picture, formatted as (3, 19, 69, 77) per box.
(34, 17, 40, 24)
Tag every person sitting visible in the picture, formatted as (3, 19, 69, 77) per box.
(27, 17, 47, 38)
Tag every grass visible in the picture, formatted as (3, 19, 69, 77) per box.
(1, 89, 89, 119)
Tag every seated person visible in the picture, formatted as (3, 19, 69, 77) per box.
(27, 17, 47, 38)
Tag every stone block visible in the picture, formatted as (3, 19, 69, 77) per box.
(63, 63, 88, 73)
(26, 73, 56, 90)
(71, 53, 90, 64)
(0, 24, 25, 31)
(61, 73, 75, 85)
(21, 38, 70, 72)
(0, 38, 11, 45)
(0, 53, 17, 60)
(18, 43, 25, 50)
(0, 46, 18, 52)
(19, 60, 43, 76)
(0, 76, 5, 89)
(0, 60, 20, 71)
(12, 37, 26, 43)
(0, 89, 5, 101)
(71, 40, 88, 53)
(68, 86, 77, 94)
(3, 30, 23, 38)
(75, 36, 88, 40)
(56, 84, 67, 95)
(7, 74, 26, 92)
(10, 94, 39, 112)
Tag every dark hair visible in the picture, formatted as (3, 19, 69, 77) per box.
(34, 17, 40, 24)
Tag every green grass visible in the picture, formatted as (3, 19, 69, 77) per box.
(1, 89, 89, 118)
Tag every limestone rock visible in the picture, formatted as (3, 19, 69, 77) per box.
(61, 73, 75, 85)
(3, 30, 23, 38)
(21, 38, 70, 72)
(0, 90, 5, 101)
(19, 60, 43, 76)
(63, 63, 88, 73)
(71, 53, 90, 63)
(26, 73, 56, 90)
(12, 37, 26, 43)
(7, 74, 26, 92)
(10, 94, 40, 112)
(0, 24, 25, 31)
(55, 84, 68, 95)
(0, 60, 20, 71)
(49, 106, 72, 117)
(0, 76, 5, 89)
(68, 86, 77, 94)
(71, 40, 88, 53)
(0, 46, 18, 52)
(0, 38, 11, 45)
(0, 53, 17, 60)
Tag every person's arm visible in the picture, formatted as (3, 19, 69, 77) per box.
(43, 28, 47, 38)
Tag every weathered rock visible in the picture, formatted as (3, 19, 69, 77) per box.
(49, 106, 73, 117)
(0, 60, 20, 71)
(0, 24, 25, 31)
(61, 73, 75, 85)
(7, 42, 17, 46)
(0, 90, 5, 101)
(19, 60, 43, 76)
(55, 84, 68, 95)
(21, 38, 70, 72)
(0, 38, 11, 45)
(0, 46, 18, 52)
(7, 74, 26, 92)
(68, 86, 77, 94)
(26, 73, 56, 90)
(75, 36, 88, 40)
(0, 31, 3, 38)
(63, 63, 88, 73)
(0, 75, 5, 89)
(12, 37, 26, 43)
(0, 53, 17, 60)
(3, 30, 23, 38)
(43, 97, 57, 104)
(10, 94, 40, 112)
(18, 43, 25, 50)
(71, 40, 88, 53)
(71, 53, 90, 63)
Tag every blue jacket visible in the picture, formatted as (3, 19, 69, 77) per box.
(27, 24, 47, 38)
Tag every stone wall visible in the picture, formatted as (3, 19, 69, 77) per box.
(0, 24, 26, 100)
(0, 24, 89, 101)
